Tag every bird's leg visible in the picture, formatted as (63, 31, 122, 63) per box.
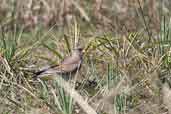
(71, 61, 83, 89)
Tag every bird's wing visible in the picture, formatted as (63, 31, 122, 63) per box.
(34, 54, 82, 78)
(61, 54, 81, 64)
(53, 59, 82, 73)
(35, 59, 81, 77)
(35, 62, 80, 78)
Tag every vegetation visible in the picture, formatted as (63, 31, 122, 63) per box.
(0, 0, 171, 114)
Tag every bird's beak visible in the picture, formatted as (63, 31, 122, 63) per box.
(82, 49, 86, 55)
(82, 49, 85, 53)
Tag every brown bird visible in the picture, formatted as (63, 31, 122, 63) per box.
(34, 47, 84, 80)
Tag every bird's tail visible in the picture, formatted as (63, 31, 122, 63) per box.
(33, 64, 59, 79)
(32, 69, 47, 79)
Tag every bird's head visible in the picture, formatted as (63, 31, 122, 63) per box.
(73, 47, 84, 57)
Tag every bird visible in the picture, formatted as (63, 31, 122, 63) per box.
(33, 47, 84, 80)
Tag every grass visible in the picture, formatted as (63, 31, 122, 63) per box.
(0, 23, 168, 114)
(1, 1, 171, 114)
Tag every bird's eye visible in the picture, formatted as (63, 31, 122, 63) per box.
(78, 48, 83, 51)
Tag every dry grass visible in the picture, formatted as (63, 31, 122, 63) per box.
(1, 0, 171, 114)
